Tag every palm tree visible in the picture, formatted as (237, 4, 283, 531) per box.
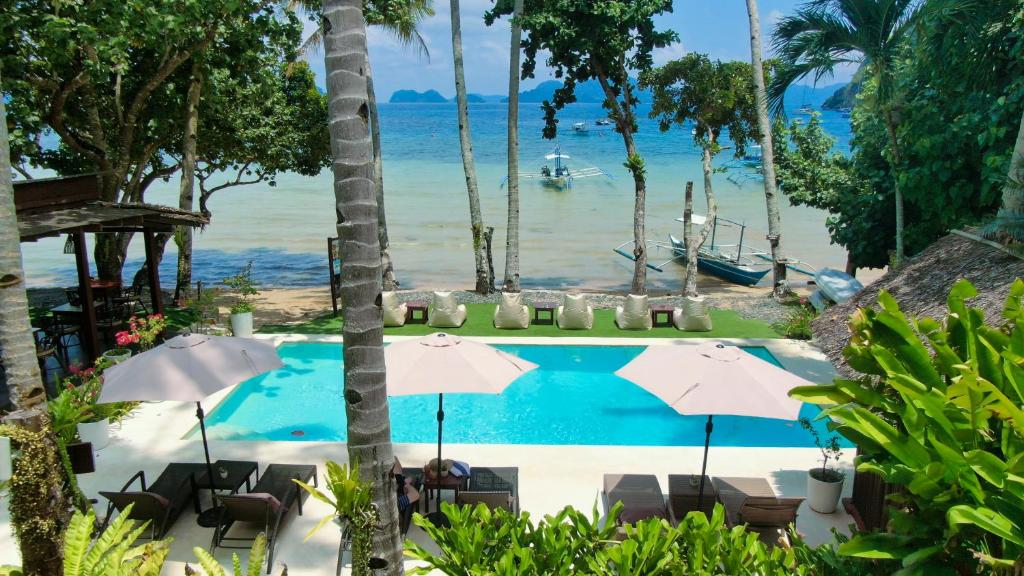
(450, 0, 491, 294)
(502, 0, 524, 293)
(0, 70, 71, 575)
(745, 0, 788, 297)
(321, 1, 402, 572)
(769, 0, 919, 265)
(990, 110, 1024, 241)
(291, 0, 434, 291)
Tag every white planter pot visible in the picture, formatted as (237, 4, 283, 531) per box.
(806, 470, 844, 513)
(102, 349, 132, 364)
(78, 419, 110, 451)
(230, 312, 254, 338)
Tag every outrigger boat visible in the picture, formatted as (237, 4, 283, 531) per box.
(722, 145, 764, 186)
(613, 214, 815, 286)
(796, 104, 816, 115)
(503, 146, 610, 190)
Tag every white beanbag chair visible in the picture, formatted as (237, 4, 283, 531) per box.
(493, 292, 529, 329)
(557, 293, 594, 330)
(428, 291, 467, 328)
(381, 291, 407, 327)
(674, 295, 713, 332)
(615, 294, 652, 331)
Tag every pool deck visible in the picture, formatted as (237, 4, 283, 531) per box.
(0, 335, 856, 574)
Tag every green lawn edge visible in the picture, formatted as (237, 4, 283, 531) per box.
(258, 303, 780, 339)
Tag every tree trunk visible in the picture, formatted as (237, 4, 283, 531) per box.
(94, 231, 133, 282)
(0, 70, 68, 576)
(685, 143, 720, 297)
(883, 107, 905, 264)
(746, 0, 789, 297)
(990, 109, 1024, 241)
(174, 59, 203, 302)
(322, 2, 402, 574)
(450, 0, 490, 294)
(367, 59, 399, 291)
(502, 0, 524, 293)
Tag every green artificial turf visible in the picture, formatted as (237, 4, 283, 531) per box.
(258, 302, 780, 339)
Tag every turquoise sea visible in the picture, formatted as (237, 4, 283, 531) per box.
(19, 101, 853, 291)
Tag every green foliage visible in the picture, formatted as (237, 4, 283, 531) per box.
(799, 417, 844, 482)
(222, 262, 259, 315)
(187, 533, 276, 576)
(406, 501, 840, 575)
(772, 303, 817, 340)
(789, 279, 1024, 572)
(294, 461, 376, 576)
(183, 286, 222, 333)
(639, 53, 760, 158)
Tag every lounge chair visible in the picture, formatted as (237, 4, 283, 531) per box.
(99, 462, 208, 539)
(557, 293, 594, 330)
(615, 294, 652, 331)
(212, 464, 318, 573)
(712, 476, 803, 546)
(493, 293, 529, 329)
(381, 291, 408, 327)
(428, 291, 467, 328)
(674, 295, 713, 331)
(456, 466, 519, 514)
(603, 474, 669, 524)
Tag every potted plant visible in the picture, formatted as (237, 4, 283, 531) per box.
(223, 262, 258, 338)
(47, 385, 94, 474)
(114, 313, 167, 353)
(801, 417, 845, 513)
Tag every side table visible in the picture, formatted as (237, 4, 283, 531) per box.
(533, 301, 557, 326)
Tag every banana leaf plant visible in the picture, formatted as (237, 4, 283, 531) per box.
(789, 279, 1024, 574)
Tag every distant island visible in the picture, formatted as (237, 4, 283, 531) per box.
(389, 89, 448, 103)
(822, 82, 860, 110)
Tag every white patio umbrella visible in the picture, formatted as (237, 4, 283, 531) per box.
(614, 342, 808, 509)
(99, 333, 283, 525)
(384, 332, 537, 517)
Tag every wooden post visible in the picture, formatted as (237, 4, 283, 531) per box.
(73, 232, 100, 361)
(683, 183, 693, 251)
(143, 229, 163, 315)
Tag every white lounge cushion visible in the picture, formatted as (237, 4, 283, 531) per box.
(615, 294, 652, 331)
(428, 291, 467, 328)
(494, 292, 529, 329)
(557, 293, 594, 330)
(381, 291, 407, 327)
(673, 295, 713, 331)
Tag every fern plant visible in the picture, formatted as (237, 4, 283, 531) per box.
(187, 533, 281, 576)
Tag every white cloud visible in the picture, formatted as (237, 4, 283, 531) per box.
(652, 42, 686, 66)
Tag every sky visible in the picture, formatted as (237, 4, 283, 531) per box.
(302, 0, 855, 100)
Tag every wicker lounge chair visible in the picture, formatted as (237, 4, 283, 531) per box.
(673, 295, 713, 331)
(615, 294, 652, 331)
(603, 474, 668, 524)
(382, 291, 408, 327)
(428, 291, 467, 328)
(557, 293, 594, 330)
(99, 462, 208, 539)
(212, 464, 318, 573)
(493, 293, 530, 329)
(456, 466, 519, 513)
(712, 476, 803, 546)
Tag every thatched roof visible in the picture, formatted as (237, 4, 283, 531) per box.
(812, 230, 1024, 376)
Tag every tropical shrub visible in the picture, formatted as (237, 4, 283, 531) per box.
(799, 417, 844, 483)
(773, 304, 817, 340)
(294, 460, 377, 576)
(187, 533, 284, 576)
(790, 279, 1024, 573)
(222, 262, 259, 315)
(406, 501, 828, 575)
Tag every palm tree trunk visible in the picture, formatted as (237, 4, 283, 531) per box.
(322, 2, 402, 573)
(367, 60, 399, 290)
(450, 0, 491, 294)
(502, 0, 524, 293)
(174, 58, 203, 302)
(883, 107, 905, 263)
(746, 0, 789, 297)
(0, 70, 69, 576)
(990, 109, 1024, 241)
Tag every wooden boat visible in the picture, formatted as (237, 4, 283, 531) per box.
(669, 234, 770, 286)
(503, 146, 608, 190)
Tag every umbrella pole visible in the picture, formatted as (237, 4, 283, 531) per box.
(196, 402, 220, 526)
(436, 393, 444, 514)
(697, 415, 713, 512)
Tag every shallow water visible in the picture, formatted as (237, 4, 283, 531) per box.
(20, 102, 853, 291)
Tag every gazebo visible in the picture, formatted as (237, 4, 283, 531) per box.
(14, 173, 208, 362)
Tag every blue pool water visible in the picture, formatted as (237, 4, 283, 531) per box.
(204, 343, 841, 447)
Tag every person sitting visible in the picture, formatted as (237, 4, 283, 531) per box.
(393, 457, 420, 534)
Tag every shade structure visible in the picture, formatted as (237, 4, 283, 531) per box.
(384, 333, 537, 518)
(614, 342, 809, 509)
(99, 333, 283, 526)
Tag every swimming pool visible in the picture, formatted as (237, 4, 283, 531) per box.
(203, 342, 840, 447)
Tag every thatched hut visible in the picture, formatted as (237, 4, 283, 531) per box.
(813, 230, 1024, 377)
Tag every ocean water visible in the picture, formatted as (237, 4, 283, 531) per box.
(19, 102, 853, 291)
(203, 342, 849, 447)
